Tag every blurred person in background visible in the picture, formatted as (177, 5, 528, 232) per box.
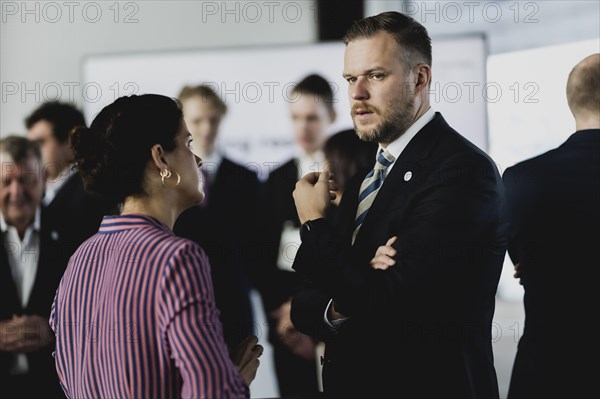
(174, 85, 257, 353)
(258, 74, 336, 397)
(50, 94, 262, 398)
(505, 53, 600, 398)
(323, 128, 377, 216)
(25, 102, 117, 257)
(0, 136, 67, 398)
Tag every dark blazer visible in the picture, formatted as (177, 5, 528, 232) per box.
(504, 129, 600, 398)
(174, 157, 257, 351)
(1, 208, 72, 397)
(43, 171, 116, 257)
(257, 158, 303, 313)
(291, 113, 507, 398)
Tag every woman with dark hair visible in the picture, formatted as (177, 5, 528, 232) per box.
(49, 94, 261, 398)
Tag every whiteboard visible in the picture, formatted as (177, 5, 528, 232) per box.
(82, 36, 487, 178)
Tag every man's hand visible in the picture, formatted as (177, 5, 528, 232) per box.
(293, 164, 338, 224)
(233, 336, 263, 386)
(274, 300, 316, 361)
(370, 236, 398, 270)
(0, 314, 54, 353)
(513, 262, 523, 285)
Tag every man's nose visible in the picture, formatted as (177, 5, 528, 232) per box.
(7, 180, 25, 199)
(351, 77, 369, 101)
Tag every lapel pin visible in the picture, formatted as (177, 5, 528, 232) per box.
(51, 231, 59, 241)
(404, 171, 413, 182)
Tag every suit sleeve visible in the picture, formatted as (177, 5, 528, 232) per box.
(502, 165, 521, 265)
(291, 278, 339, 342)
(159, 242, 249, 399)
(292, 153, 507, 318)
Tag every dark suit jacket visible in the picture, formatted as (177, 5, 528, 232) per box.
(504, 129, 600, 398)
(1, 208, 73, 396)
(174, 157, 257, 351)
(257, 158, 303, 313)
(43, 171, 116, 257)
(291, 113, 507, 398)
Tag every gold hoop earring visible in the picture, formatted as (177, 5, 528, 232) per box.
(160, 169, 171, 186)
(160, 169, 181, 187)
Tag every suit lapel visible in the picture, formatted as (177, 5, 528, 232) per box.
(26, 208, 64, 314)
(26, 225, 48, 313)
(351, 113, 447, 247)
(0, 232, 23, 315)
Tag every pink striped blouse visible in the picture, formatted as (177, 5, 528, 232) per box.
(50, 214, 248, 398)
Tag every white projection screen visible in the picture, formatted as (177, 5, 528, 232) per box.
(82, 35, 487, 179)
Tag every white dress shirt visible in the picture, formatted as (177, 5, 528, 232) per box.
(296, 150, 325, 179)
(1, 207, 42, 374)
(324, 107, 436, 329)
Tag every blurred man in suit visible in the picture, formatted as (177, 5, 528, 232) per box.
(26, 102, 116, 256)
(291, 12, 507, 397)
(505, 53, 600, 398)
(260, 74, 336, 396)
(0, 136, 68, 398)
(174, 85, 257, 352)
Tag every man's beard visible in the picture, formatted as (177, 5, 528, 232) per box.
(352, 93, 416, 144)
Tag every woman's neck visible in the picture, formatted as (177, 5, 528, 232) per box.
(121, 195, 181, 230)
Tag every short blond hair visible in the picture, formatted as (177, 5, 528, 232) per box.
(178, 85, 227, 114)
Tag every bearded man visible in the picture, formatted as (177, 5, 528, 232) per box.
(290, 11, 508, 398)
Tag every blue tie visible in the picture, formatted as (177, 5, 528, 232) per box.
(352, 149, 396, 244)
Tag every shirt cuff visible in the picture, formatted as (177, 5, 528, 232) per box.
(323, 298, 349, 330)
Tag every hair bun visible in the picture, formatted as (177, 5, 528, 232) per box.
(70, 125, 111, 194)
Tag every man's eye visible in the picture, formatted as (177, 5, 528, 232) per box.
(346, 77, 357, 84)
(370, 73, 384, 80)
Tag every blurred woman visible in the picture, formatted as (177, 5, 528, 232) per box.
(50, 94, 261, 398)
(324, 129, 377, 226)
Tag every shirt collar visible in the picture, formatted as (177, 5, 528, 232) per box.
(379, 107, 436, 161)
(97, 213, 173, 235)
(0, 207, 42, 234)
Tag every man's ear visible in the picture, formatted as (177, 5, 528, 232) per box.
(415, 64, 432, 93)
(150, 144, 169, 171)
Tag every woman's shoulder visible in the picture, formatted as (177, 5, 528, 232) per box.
(158, 235, 209, 268)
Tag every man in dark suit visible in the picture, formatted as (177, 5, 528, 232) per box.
(291, 12, 507, 397)
(174, 85, 257, 352)
(0, 136, 70, 398)
(259, 75, 336, 396)
(26, 102, 116, 257)
(505, 53, 600, 398)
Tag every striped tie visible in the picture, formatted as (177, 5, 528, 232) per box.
(352, 149, 396, 244)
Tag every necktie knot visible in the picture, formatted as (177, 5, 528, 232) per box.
(375, 149, 395, 170)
